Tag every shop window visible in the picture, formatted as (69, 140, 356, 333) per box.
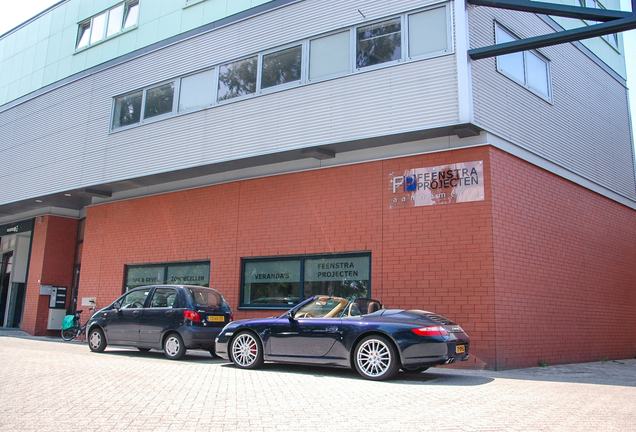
(356, 18, 402, 68)
(125, 261, 210, 291)
(309, 31, 351, 80)
(241, 253, 371, 308)
(261, 45, 302, 89)
(76, 1, 139, 50)
(179, 69, 216, 112)
(218, 57, 258, 101)
(408, 6, 449, 57)
(495, 23, 551, 100)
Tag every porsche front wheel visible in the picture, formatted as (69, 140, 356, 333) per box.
(230, 332, 264, 369)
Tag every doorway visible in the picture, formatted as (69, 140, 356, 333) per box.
(0, 251, 13, 327)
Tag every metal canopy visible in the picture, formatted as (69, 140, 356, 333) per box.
(467, 0, 636, 59)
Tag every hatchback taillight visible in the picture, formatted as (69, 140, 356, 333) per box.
(229, 312, 233, 322)
(412, 325, 449, 336)
(184, 310, 201, 322)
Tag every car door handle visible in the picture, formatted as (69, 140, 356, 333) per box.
(165, 310, 173, 316)
(326, 326, 338, 333)
(132, 311, 140, 317)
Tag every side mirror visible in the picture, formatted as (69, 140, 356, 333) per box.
(285, 311, 295, 321)
(113, 301, 122, 312)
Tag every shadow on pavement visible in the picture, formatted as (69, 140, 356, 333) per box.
(219, 362, 495, 386)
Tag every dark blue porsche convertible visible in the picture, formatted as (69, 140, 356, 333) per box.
(215, 295, 470, 380)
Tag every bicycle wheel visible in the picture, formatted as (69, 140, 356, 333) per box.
(61, 327, 79, 341)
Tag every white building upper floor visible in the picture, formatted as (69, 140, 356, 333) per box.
(0, 0, 634, 224)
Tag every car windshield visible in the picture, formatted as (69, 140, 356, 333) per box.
(294, 296, 349, 318)
(186, 287, 222, 308)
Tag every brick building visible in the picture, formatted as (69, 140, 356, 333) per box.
(1, 0, 635, 369)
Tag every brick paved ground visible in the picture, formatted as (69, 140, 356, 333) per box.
(1, 330, 634, 432)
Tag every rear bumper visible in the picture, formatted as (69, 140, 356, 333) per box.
(179, 326, 223, 350)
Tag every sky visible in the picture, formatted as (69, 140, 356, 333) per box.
(0, 0, 635, 142)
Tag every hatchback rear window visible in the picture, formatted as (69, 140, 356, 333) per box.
(187, 288, 222, 308)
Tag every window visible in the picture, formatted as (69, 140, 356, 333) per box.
(120, 289, 149, 308)
(578, 0, 620, 50)
(241, 253, 371, 308)
(144, 82, 175, 119)
(125, 261, 210, 291)
(218, 57, 258, 101)
(495, 23, 551, 99)
(309, 31, 350, 80)
(356, 18, 402, 68)
(408, 6, 449, 57)
(76, 1, 139, 50)
(112, 81, 176, 129)
(179, 69, 216, 112)
(112, 90, 142, 129)
(261, 46, 302, 89)
(149, 288, 178, 308)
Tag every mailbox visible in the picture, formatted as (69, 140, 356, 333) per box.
(49, 286, 67, 309)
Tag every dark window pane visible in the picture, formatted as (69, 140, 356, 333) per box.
(144, 82, 174, 119)
(113, 90, 142, 128)
(243, 260, 300, 305)
(261, 46, 302, 89)
(218, 57, 258, 101)
(356, 18, 402, 68)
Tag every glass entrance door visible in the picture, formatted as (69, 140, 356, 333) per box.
(0, 251, 13, 327)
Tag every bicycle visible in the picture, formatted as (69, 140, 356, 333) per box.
(61, 306, 96, 341)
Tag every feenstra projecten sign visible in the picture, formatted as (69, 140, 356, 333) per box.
(389, 161, 484, 208)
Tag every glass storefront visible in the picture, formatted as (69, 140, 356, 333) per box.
(125, 261, 210, 290)
(241, 253, 370, 308)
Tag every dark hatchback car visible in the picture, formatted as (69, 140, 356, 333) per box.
(86, 285, 232, 359)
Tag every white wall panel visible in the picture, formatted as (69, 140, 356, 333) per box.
(2, 0, 456, 206)
(469, 6, 635, 199)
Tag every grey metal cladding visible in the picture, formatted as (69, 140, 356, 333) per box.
(0, 0, 459, 206)
(469, 6, 636, 200)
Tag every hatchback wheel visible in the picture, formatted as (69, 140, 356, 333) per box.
(230, 332, 263, 369)
(88, 328, 106, 353)
(164, 333, 186, 360)
(354, 335, 399, 380)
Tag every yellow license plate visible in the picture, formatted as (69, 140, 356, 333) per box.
(207, 316, 225, 322)
(456, 345, 466, 354)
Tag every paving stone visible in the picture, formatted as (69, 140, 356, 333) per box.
(0, 330, 635, 431)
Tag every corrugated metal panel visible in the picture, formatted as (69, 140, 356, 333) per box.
(469, 6, 635, 199)
(0, 0, 459, 205)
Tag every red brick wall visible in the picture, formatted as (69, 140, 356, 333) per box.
(77, 145, 636, 369)
(490, 149, 636, 368)
(22, 216, 78, 336)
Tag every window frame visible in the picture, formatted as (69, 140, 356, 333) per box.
(240, 252, 372, 310)
(177, 67, 218, 114)
(355, 16, 403, 71)
(75, 1, 140, 52)
(112, 79, 179, 131)
(406, 3, 453, 60)
(494, 22, 553, 102)
(124, 260, 211, 292)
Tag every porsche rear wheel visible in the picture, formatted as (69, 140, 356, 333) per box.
(230, 332, 264, 369)
(354, 335, 399, 381)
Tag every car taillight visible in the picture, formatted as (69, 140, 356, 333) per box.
(184, 310, 201, 322)
(412, 326, 449, 336)
(229, 312, 233, 322)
